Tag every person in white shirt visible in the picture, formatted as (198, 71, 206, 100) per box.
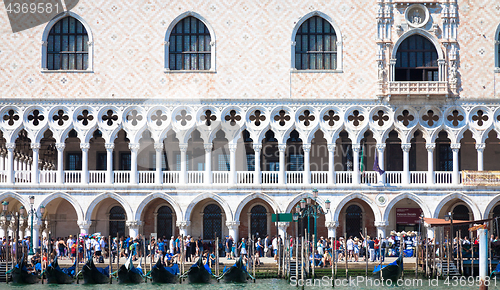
(100, 238, 106, 258)
(169, 236, 175, 254)
(67, 236, 74, 258)
(346, 236, 354, 261)
(272, 236, 278, 260)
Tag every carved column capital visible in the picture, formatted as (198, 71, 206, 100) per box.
(80, 143, 90, 151)
(154, 143, 164, 151)
(179, 144, 188, 152)
(401, 143, 412, 152)
(31, 143, 41, 151)
(325, 221, 338, 229)
(126, 220, 142, 228)
(228, 143, 238, 152)
(475, 143, 486, 151)
(55, 143, 66, 151)
(425, 143, 436, 152)
(376, 143, 386, 151)
(225, 221, 240, 230)
(203, 143, 213, 152)
(176, 220, 191, 229)
(252, 144, 262, 152)
(374, 221, 388, 228)
(128, 143, 140, 152)
(352, 144, 361, 152)
(278, 144, 286, 152)
(6, 143, 15, 151)
(451, 143, 461, 151)
(327, 144, 336, 152)
(104, 143, 115, 150)
(302, 144, 311, 152)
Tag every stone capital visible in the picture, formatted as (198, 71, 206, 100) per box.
(126, 220, 142, 228)
(277, 222, 289, 229)
(128, 143, 140, 152)
(31, 143, 41, 150)
(451, 143, 461, 150)
(104, 143, 115, 150)
(78, 220, 91, 230)
(228, 143, 238, 152)
(252, 144, 262, 152)
(325, 221, 338, 228)
(302, 144, 311, 152)
(278, 144, 287, 152)
(204, 143, 213, 152)
(176, 220, 191, 228)
(327, 144, 335, 152)
(225, 221, 240, 229)
(179, 144, 188, 152)
(55, 143, 66, 151)
(425, 143, 436, 151)
(5, 143, 15, 150)
(352, 144, 361, 152)
(475, 143, 486, 151)
(376, 143, 386, 151)
(80, 143, 90, 151)
(401, 143, 412, 152)
(154, 143, 164, 151)
(374, 221, 387, 228)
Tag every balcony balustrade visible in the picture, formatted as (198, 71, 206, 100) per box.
(4, 169, 500, 187)
(387, 81, 448, 96)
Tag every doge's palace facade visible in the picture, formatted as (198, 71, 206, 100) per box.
(1, 0, 500, 247)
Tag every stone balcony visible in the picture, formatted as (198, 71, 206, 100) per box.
(387, 81, 449, 97)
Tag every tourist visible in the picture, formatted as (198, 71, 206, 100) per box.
(264, 235, 271, 257)
(380, 237, 387, 262)
(66, 235, 74, 259)
(368, 237, 375, 262)
(313, 250, 323, 267)
(185, 236, 192, 262)
(225, 236, 232, 259)
(169, 236, 175, 254)
(272, 235, 278, 261)
(346, 236, 354, 261)
(317, 237, 324, 256)
(196, 236, 203, 257)
(239, 237, 247, 258)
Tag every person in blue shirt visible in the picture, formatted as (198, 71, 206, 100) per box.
(313, 250, 323, 267)
(157, 238, 165, 261)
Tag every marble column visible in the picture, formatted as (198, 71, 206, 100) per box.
(253, 144, 262, 184)
(401, 143, 411, 185)
(226, 221, 240, 243)
(80, 143, 90, 184)
(228, 143, 237, 185)
(302, 144, 311, 184)
(154, 142, 163, 184)
(55, 143, 65, 184)
(31, 143, 40, 184)
(278, 144, 286, 185)
(129, 143, 140, 184)
(204, 143, 213, 184)
(105, 143, 114, 184)
(179, 144, 188, 184)
(6, 143, 15, 184)
(31, 219, 41, 251)
(78, 220, 91, 235)
(352, 144, 360, 185)
(325, 221, 337, 239)
(426, 143, 435, 184)
(327, 144, 336, 184)
(127, 221, 142, 238)
(451, 143, 461, 184)
(176, 221, 191, 237)
(277, 222, 289, 238)
(375, 221, 387, 238)
(376, 143, 386, 184)
(476, 143, 485, 171)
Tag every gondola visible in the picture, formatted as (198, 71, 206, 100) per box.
(185, 257, 212, 284)
(373, 255, 403, 282)
(150, 259, 179, 283)
(46, 256, 75, 284)
(82, 258, 110, 284)
(117, 256, 144, 284)
(219, 256, 251, 283)
(10, 254, 40, 284)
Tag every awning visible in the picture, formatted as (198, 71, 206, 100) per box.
(423, 217, 493, 227)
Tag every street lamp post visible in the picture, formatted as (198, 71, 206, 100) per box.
(27, 196, 44, 255)
(295, 189, 331, 248)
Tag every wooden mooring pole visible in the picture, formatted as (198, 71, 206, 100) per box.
(109, 235, 112, 284)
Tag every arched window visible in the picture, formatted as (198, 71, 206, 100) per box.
(395, 35, 438, 81)
(157, 206, 173, 239)
(203, 204, 222, 240)
(250, 205, 267, 238)
(168, 16, 211, 70)
(294, 16, 337, 70)
(452, 204, 470, 235)
(47, 16, 89, 70)
(109, 206, 126, 238)
(345, 205, 363, 239)
(492, 205, 500, 236)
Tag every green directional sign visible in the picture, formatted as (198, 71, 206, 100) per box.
(272, 213, 293, 222)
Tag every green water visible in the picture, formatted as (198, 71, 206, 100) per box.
(2, 278, 500, 289)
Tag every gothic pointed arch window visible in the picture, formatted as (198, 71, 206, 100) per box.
(250, 205, 267, 238)
(109, 206, 126, 238)
(395, 35, 438, 81)
(157, 206, 173, 239)
(294, 15, 338, 70)
(168, 16, 212, 70)
(46, 16, 89, 70)
(496, 26, 500, 69)
(203, 204, 222, 240)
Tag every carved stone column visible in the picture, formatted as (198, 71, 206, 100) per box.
(129, 143, 140, 184)
(80, 143, 90, 184)
(327, 144, 336, 184)
(6, 143, 15, 184)
(302, 144, 311, 184)
(376, 143, 386, 184)
(325, 221, 338, 239)
(31, 143, 40, 184)
(55, 143, 65, 184)
(176, 220, 191, 237)
(352, 144, 361, 185)
(154, 142, 164, 184)
(451, 143, 461, 184)
(226, 221, 240, 243)
(278, 144, 286, 185)
(228, 143, 237, 185)
(179, 144, 188, 184)
(401, 143, 411, 185)
(126, 221, 142, 238)
(476, 143, 485, 171)
(426, 143, 435, 184)
(105, 143, 114, 184)
(252, 144, 262, 184)
(204, 143, 213, 184)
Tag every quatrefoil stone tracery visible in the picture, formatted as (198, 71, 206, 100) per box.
(102, 110, 118, 126)
(348, 110, 364, 126)
(274, 110, 290, 126)
(298, 110, 315, 126)
(176, 110, 192, 126)
(422, 110, 439, 126)
(27, 110, 44, 126)
(249, 110, 266, 126)
(472, 110, 488, 127)
(224, 110, 241, 126)
(323, 110, 340, 126)
(53, 110, 69, 126)
(77, 110, 94, 126)
(3, 109, 19, 126)
(201, 110, 217, 126)
(372, 110, 389, 127)
(397, 110, 414, 127)
(151, 110, 167, 126)
(447, 110, 464, 127)
(126, 110, 143, 126)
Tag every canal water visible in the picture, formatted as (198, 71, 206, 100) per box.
(2, 278, 500, 290)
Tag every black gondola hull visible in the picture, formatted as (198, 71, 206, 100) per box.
(117, 265, 143, 284)
(46, 267, 74, 284)
(11, 269, 39, 284)
(187, 266, 211, 284)
(372, 265, 402, 282)
(151, 267, 178, 283)
(223, 267, 248, 283)
(82, 260, 109, 284)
